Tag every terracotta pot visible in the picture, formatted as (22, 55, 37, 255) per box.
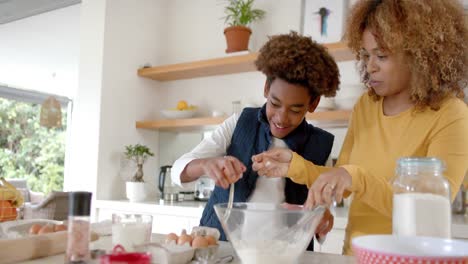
(224, 26, 252, 53)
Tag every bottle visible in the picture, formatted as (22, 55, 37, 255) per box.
(65, 191, 92, 264)
(392, 157, 451, 238)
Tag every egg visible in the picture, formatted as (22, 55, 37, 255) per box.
(29, 224, 42, 235)
(37, 224, 54, 234)
(191, 235, 209, 249)
(165, 232, 179, 244)
(205, 235, 217, 246)
(177, 229, 193, 246)
(53, 224, 67, 232)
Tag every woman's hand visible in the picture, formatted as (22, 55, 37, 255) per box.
(201, 156, 246, 189)
(305, 167, 352, 208)
(251, 148, 293, 177)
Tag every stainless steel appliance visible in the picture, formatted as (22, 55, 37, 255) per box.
(194, 177, 214, 201)
(158, 165, 179, 201)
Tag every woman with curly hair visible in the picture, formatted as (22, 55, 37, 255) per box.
(252, 0, 468, 255)
(171, 31, 340, 250)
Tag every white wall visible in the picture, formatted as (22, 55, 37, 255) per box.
(68, 0, 361, 200)
(0, 5, 80, 97)
(65, 0, 163, 200)
(156, 0, 360, 165)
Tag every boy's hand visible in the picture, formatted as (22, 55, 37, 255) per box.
(251, 148, 293, 177)
(304, 167, 352, 208)
(201, 156, 246, 189)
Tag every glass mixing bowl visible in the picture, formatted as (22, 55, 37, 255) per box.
(214, 203, 325, 264)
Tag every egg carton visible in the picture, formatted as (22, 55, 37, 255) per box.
(133, 226, 221, 264)
(135, 241, 220, 264)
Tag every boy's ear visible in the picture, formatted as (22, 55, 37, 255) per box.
(308, 96, 321, 112)
(263, 81, 269, 98)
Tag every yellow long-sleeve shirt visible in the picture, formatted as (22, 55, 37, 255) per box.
(288, 93, 468, 255)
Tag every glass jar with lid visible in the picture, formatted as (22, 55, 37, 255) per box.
(392, 157, 451, 238)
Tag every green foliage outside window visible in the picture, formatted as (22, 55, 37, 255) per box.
(0, 97, 66, 194)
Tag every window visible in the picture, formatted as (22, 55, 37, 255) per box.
(0, 85, 72, 194)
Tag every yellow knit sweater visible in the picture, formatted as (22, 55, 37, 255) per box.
(288, 93, 468, 255)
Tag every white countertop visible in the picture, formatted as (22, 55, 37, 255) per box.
(94, 199, 206, 218)
(18, 234, 355, 264)
(94, 199, 468, 239)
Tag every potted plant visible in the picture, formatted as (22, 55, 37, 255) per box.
(223, 0, 266, 53)
(124, 144, 154, 202)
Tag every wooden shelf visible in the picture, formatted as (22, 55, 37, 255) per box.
(136, 116, 227, 131)
(305, 110, 350, 121)
(138, 42, 354, 81)
(136, 110, 351, 131)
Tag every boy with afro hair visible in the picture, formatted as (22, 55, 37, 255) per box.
(171, 31, 340, 250)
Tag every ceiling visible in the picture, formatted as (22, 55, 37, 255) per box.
(0, 0, 80, 25)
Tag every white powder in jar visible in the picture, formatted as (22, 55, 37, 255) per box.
(393, 192, 451, 238)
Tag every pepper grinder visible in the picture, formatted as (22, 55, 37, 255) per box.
(65, 191, 92, 264)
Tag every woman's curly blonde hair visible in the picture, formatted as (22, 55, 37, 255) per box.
(255, 31, 340, 98)
(345, 0, 467, 110)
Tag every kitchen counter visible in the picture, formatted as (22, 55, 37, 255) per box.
(94, 199, 206, 218)
(18, 234, 356, 264)
(94, 199, 468, 239)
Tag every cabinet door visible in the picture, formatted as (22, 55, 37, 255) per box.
(317, 229, 345, 254)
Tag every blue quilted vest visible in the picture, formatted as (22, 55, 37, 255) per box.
(199, 105, 334, 251)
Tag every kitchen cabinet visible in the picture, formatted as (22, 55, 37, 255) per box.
(318, 228, 345, 254)
(314, 207, 348, 254)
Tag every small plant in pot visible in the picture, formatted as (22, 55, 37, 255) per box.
(124, 144, 154, 202)
(223, 0, 266, 53)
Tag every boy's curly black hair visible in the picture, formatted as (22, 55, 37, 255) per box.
(255, 31, 340, 98)
(345, 0, 467, 110)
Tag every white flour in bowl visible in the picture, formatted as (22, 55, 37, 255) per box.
(393, 192, 451, 238)
(233, 239, 304, 264)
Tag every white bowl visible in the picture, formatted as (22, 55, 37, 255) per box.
(352, 235, 468, 264)
(161, 109, 196, 119)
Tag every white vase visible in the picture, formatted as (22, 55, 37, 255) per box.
(126, 182, 147, 202)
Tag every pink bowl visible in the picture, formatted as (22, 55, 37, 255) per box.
(352, 235, 468, 264)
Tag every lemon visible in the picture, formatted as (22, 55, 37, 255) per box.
(176, 100, 188, 110)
